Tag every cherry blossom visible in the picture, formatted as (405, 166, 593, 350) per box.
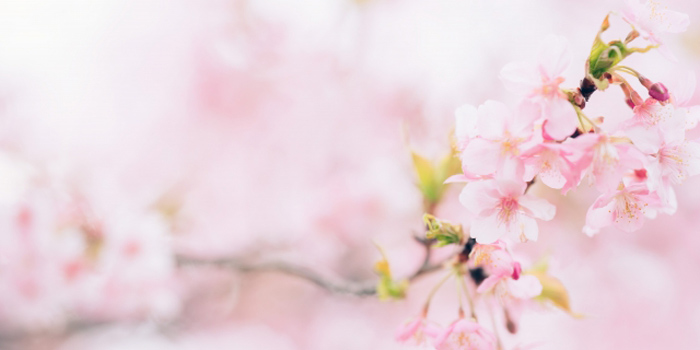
(459, 179, 556, 243)
(395, 315, 440, 346)
(500, 35, 578, 140)
(469, 242, 542, 303)
(434, 318, 497, 350)
(469, 241, 520, 292)
(570, 133, 646, 192)
(458, 101, 541, 177)
(521, 141, 580, 192)
(583, 182, 663, 235)
(622, 0, 690, 58)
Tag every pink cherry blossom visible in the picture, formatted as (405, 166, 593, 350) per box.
(622, 97, 682, 132)
(469, 241, 519, 292)
(434, 318, 497, 350)
(458, 101, 540, 177)
(395, 315, 440, 345)
(570, 133, 646, 192)
(500, 35, 578, 140)
(521, 141, 580, 192)
(666, 72, 700, 135)
(623, 99, 700, 194)
(459, 179, 555, 243)
(469, 242, 542, 301)
(583, 182, 663, 236)
(622, 0, 690, 58)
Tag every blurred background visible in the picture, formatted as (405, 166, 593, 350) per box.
(0, 0, 699, 349)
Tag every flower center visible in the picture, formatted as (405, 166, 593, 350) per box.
(497, 197, 519, 226)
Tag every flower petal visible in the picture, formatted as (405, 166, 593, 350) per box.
(518, 215, 539, 242)
(500, 61, 540, 93)
(519, 195, 556, 221)
(537, 35, 571, 79)
(542, 97, 578, 140)
(470, 213, 509, 244)
(477, 100, 510, 140)
(459, 180, 499, 215)
(461, 138, 501, 176)
(583, 194, 616, 236)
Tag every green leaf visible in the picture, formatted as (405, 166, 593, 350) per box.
(411, 149, 462, 210)
(411, 151, 436, 199)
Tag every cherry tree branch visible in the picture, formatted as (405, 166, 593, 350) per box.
(176, 238, 451, 297)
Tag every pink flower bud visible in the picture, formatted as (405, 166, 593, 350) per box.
(648, 82, 670, 102)
(638, 76, 653, 89)
(511, 261, 522, 280)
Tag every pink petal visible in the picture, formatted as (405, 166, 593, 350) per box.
(495, 179, 526, 199)
(461, 138, 501, 176)
(538, 157, 567, 189)
(536, 35, 571, 79)
(683, 141, 700, 177)
(506, 275, 543, 299)
(658, 7, 690, 33)
(470, 213, 510, 244)
(625, 125, 662, 154)
(542, 97, 578, 140)
(477, 100, 510, 140)
(510, 100, 541, 138)
(499, 61, 540, 93)
(477, 274, 506, 293)
(518, 215, 540, 242)
(583, 195, 616, 236)
(519, 195, 556, 221)
(444, 174, 477, 184)
(459, 180, 499, 216)
(395, 317, 423, 342)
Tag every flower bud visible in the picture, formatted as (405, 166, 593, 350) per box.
(505, 309, 518, 334)
(511, 261, 522, 280)
(649, 82, 670, 102)
(638, 75, 653, 89)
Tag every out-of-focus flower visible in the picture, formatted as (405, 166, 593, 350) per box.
(459, 179, 555, 243)
(433, 318, 497, 350)
(622, 0, 690, 41)
(500, 35, 578, 140)
(621, 0, 690, 60)
(395, 315, 440, 346)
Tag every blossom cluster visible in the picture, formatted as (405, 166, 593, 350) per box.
(453, 2, 697, 241)
(394, 1, 696, 349)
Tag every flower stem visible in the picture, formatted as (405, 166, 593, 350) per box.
(487, 302, 505, 350)
(457, 270, 478, 321)
(422, 271, 454, 315)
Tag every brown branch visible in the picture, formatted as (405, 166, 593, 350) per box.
(176, 255, 378, 296)
(176, 243, 451, 297)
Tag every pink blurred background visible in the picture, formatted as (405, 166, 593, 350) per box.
(0, 0, 699, 349)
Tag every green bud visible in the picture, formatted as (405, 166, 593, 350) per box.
(423, 214, 463, 247)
